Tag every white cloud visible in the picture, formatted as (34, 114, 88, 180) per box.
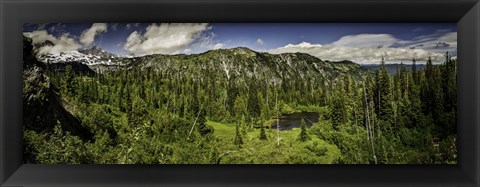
(36, 24, 47, 30)
(80, 23, 108, 46)
(23, 30, 81, 54)
(126, 23, 140, 30)
(270, 41, 445, 64)
(332, 34, 398, 48)
(124, 31, 142, 53)
(281, 41, 322, 49)
(123, 23, 210, 56)
(438, 32, 457, 44)
(256, 38, 264, 45)
(115, 42, 123, 48)
(198, 32, 216, 48)
(48, 23, 66, 33)
(111, 23, 119, 31)
(24, 30, 57, 44)
(183, 48, 192, 54)
(187, 31, 225, 52)
(213, 43, 224, 49)
(404, 32, 457, 54)
(270, 32, 456, 64)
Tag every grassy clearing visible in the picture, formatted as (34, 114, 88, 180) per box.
(208, 121, 340, 164)
(279, 103, 329, 115)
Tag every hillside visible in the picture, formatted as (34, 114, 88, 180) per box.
(35, 45, 365, 82)
(23, 37, 457, 164)
(23, 37, 95, 163)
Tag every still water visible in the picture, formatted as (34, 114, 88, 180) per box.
(270, 112, 319, 131)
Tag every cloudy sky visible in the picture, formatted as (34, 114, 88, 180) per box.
(23, 23, 456, 64)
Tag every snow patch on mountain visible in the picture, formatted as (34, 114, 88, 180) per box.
(38, 51, 118, 66)
(36, 46, 127, 66)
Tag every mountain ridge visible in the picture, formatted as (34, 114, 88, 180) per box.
(29, 44, 366, 82)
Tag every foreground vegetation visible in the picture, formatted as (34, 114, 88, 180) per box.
(23, 37, 456, 164)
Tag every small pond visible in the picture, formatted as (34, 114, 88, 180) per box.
(270, 112, 319, 131)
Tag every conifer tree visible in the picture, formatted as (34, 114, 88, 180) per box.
(330, 90, 347, 129)
(247, 84, 261, 125)
(234, 123, 243, 147)
(240, 115, 248, 135)
(375, 57, 393, 121)
(197, 108, 213, 136)
(65, 65, 75, 97)
(299, 118, 310, 141)
(259, 120, 267, 140)
(412, 58, 418, 83)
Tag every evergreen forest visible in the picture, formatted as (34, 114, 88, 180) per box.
(22, 36, 457, 164)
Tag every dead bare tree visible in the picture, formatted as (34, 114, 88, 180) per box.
(364, 83, 377, 164)
(275, 82, 280, 146)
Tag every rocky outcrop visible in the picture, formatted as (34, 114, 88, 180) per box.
(22, 36, 92, 139)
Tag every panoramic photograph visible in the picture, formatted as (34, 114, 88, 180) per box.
(22, 23, 457, 164)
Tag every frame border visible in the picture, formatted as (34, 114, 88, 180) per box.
(1, 0, 479, 186)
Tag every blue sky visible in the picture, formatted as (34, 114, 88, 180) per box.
(23, 23, 456, 64)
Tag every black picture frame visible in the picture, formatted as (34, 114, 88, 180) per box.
(1, 0, 479, 186)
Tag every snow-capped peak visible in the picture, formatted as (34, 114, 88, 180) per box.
(78, 46, 117, 58)
(37, 47, 120, 66)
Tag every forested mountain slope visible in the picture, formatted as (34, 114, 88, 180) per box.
(23, 36, 457, 164)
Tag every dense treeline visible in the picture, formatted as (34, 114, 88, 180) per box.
(313, 55, 457, 164)
(23, 36, 456, 163)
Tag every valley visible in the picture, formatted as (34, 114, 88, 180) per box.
(22, 35, 457, 164)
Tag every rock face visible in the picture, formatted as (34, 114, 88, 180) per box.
(124, 47, 365, 84)
(38, 50, 119, 66)
(22, 36, 92, 139)
(34, 45, 128, 74)
(29, 38, 365, 83)
(23, 37, 45, 69)
(78, 46, 117, 58)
